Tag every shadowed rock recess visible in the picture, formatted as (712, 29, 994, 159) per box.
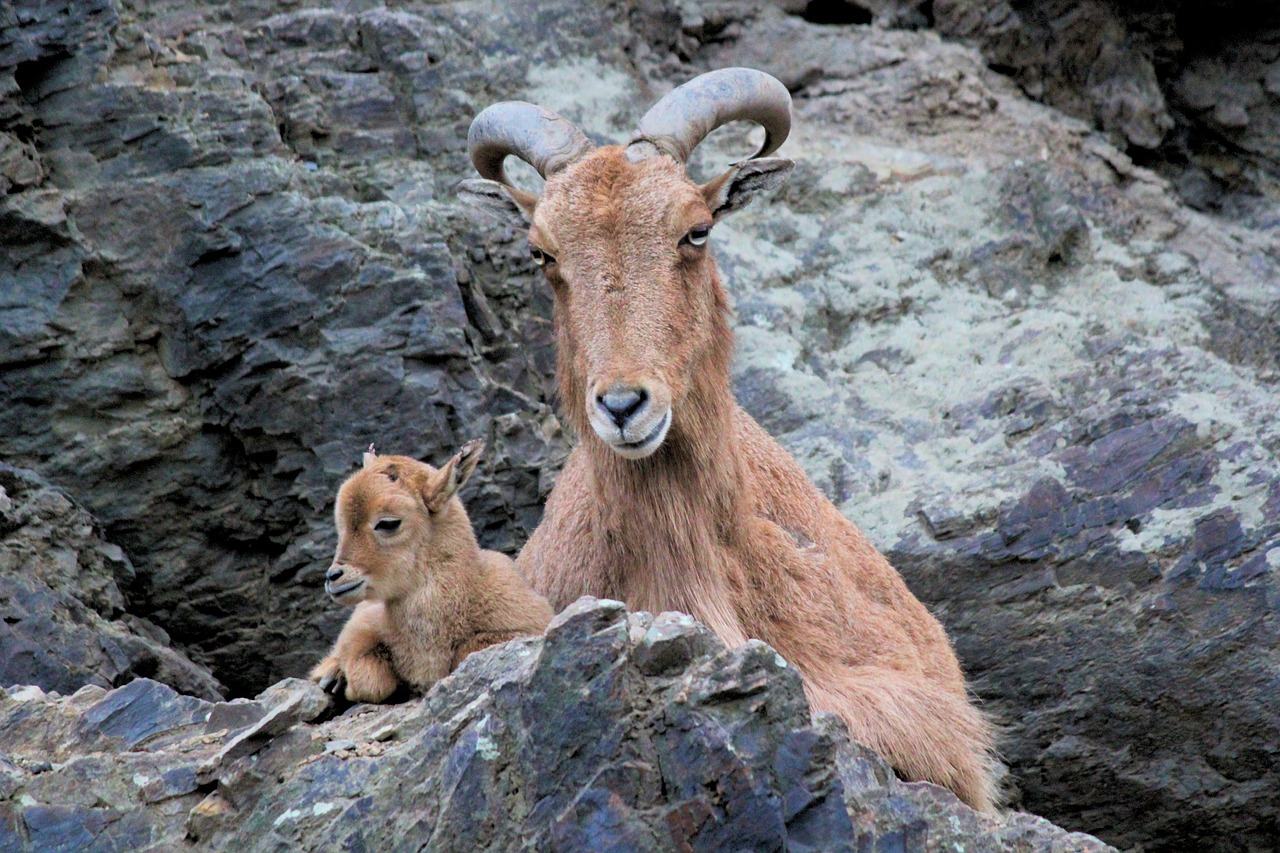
(0, 598, 1112, 852)
(0, 0, 1277, 850)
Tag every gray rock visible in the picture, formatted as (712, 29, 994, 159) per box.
(196, 678, 332, 781)
(928, 1, 1280, 213)
(933, 0, 1174, 150)
(0, 600, 1111, 852)
(0, 465, 222, 699)
(632, 610, 725, 676)
(77, 677, 209, 749)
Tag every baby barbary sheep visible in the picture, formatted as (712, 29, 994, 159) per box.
(310, 441, 553, 702)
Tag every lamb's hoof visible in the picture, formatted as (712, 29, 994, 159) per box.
(318, 672, 345, 696)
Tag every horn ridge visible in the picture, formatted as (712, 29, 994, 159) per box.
(467, 101, 596, 186)
(631, 67, 792, 164)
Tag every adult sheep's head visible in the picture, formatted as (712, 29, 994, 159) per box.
(324, 442, 483, 604)
(459, 68, 794, 461)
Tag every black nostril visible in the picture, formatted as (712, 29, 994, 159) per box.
(326, 566, 344, 583)
(597, 388, 647, 426)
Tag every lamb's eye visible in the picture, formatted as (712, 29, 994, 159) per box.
(683, 225, 710, 247)
(374, 518, 401, 533)
(531, 247, 556, 267)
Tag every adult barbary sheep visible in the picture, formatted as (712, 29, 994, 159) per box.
(459, 68, 999, 811)
(310, 441, 553, 702)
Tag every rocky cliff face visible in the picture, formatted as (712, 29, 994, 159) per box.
(2, 0, 1278, 851)
(0, 464, 221, 699)
(785, 0, 1280, 215)
(931, 0, 1280, 216)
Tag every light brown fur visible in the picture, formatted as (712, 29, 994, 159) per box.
(310, 442, 553, 703)
(513, 148, 1000, 810)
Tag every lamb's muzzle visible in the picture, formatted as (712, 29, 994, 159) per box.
(324, 565, 365, 602)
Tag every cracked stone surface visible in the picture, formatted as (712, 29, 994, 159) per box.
(0, 464, 222, 700)
(0, 599, 1113, 852)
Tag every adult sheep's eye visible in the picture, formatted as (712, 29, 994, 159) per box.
(683, 225, 710, 247)
(531, 247, 556, 266)
(374, 518, 401, 533)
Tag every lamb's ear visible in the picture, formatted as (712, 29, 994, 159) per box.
(456, 178, 535, 227)
(701, 158, 794, 222)
(423, 439, 485, 513)
(362, 443, 377, 469)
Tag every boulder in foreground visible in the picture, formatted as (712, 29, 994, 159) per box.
(0, 598, 1111, 852)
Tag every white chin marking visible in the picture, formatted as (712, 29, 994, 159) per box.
(596, 410, 671, 460)
(327, 577, 367, 603)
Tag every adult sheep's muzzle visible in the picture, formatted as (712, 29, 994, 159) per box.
(587, 381, 672, 460)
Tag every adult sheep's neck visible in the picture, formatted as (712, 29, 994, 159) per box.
(580, 341, 749, 624)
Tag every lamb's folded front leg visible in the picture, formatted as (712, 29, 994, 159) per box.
(309, 601, 399, 703)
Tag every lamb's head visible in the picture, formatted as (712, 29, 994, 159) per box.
(459, 68, 794, 460)
(324, 441, 483, 604)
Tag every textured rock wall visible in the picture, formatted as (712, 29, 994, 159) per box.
(929, 0, 1280, 215)
(0, 464, 220, 699)
(770, 0, 1280, 212)
(2, 0, 596, 695)
(2, 0, 1280, 850)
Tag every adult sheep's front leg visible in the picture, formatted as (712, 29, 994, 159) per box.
(309, 601, 400, 703)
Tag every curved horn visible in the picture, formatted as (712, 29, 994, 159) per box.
(467, 101, 595, 186)
(630, 67, 792, 164)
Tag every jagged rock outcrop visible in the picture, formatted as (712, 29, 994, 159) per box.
(924, 1, 1280, 214)
(0, 464, 221, 700)
(0, 599, 1113, 852)
(2, 0, 1279, 850)
(768, 0, 1280, 212)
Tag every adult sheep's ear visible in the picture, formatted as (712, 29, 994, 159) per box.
(423, 439, 485, 513)
(701, 158, 794, 222)
(457, 178, 535, 227)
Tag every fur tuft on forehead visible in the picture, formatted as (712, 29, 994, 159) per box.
(357, 456, 435, 486)
(535, 147, 708, 244)
(339, 456, 435, 522)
